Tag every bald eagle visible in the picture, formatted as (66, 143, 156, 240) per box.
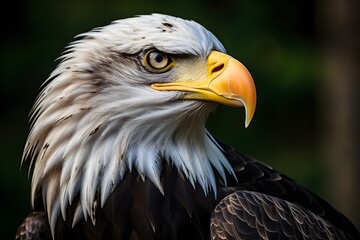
(16, 14, 359, 240)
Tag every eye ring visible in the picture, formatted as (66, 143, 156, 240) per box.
(144, 50, 174, 72)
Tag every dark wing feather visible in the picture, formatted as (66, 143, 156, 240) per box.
(15, 212, 51, 240)
(210, 191, 349, 240)
(217, 142, 360, 240)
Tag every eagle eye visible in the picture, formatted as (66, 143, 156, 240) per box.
(144, 50, 174, 72)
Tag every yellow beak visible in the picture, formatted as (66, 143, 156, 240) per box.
(151, 51, 256, 127)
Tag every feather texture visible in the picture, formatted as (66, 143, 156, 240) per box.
(210, 191, 347, 239)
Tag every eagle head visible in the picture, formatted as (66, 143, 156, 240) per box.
(23, 14, 256, 230)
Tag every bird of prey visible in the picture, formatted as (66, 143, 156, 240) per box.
(16, 14, 359, 240)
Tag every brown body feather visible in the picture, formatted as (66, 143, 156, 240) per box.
(17, 142, 360, 239)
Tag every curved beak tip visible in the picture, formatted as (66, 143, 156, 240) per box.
(245, 107, 255, 128)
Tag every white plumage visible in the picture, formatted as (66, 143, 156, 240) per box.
(23, 14, 233, 232)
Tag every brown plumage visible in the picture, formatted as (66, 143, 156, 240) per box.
(17, 144, 359, 239)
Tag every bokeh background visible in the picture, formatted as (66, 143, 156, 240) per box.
(1, 0, 359, 238)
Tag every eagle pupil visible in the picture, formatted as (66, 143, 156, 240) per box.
(155, 54, 163, 63)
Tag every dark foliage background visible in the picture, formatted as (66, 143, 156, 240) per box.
(1, 0, 359, 238)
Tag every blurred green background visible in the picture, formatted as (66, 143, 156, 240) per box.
(1, 0, 359, 238)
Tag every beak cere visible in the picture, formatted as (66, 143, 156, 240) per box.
(151, 51, 257, 127)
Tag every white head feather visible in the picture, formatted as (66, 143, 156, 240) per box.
(23, 14, 235, 232)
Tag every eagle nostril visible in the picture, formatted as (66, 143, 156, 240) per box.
(211, 64, 224, 74)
